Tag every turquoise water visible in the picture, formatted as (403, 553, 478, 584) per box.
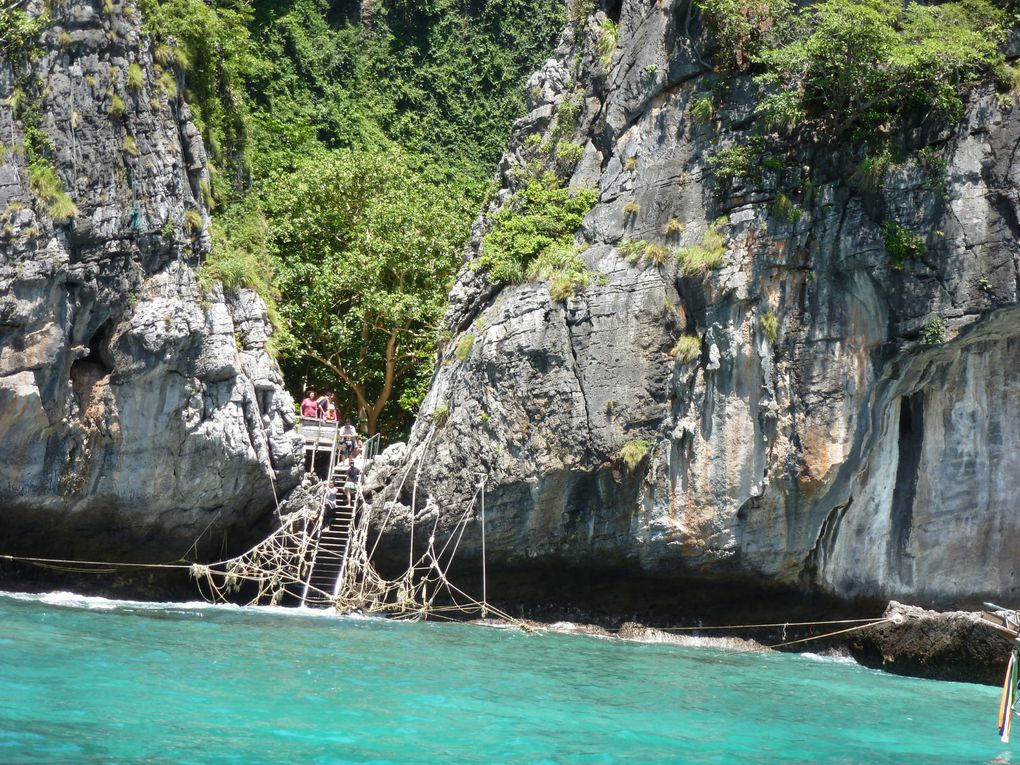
(0, 591, 1014, 764)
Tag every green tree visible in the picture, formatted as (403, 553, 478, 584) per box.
(134, 0, 566, 436)
(694, 0, 792, 71)
(267, 149, 471, 435)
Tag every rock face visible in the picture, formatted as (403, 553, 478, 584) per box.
(851, 602, 1012, 685)
(0, 0, 302, 564)
(372, 4, 1020, 611)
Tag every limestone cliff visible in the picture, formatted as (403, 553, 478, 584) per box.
(0, 0, 301, 564)
(372, 2, 1020, 611)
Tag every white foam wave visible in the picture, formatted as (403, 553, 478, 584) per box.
(800, 651, 859, 666)
(0, 589, 378, 621)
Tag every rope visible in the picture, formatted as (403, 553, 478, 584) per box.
(0, 554, 192, 570)
(648, 617, 887, 632)
(0, 422, 896, 641)
(767, 617, 896, 649)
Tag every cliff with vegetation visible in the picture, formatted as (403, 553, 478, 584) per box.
(0, 0, 301, 564)
(371, 0, 1020, 613)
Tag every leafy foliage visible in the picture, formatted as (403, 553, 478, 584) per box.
(709, 145, 757, 185)
(479, 174, 596, 283)
(849, 145, 899, 192)
(882, 220, 925, 269)
(268, 148, 470, 435)
(755, 0, 1008, 138)
(761, 311, 779, 344)
(923, 315, 946, 345)
(135, 0, 566, 435)
(0, 6, 48, 63)
(695, 0, 792, 71)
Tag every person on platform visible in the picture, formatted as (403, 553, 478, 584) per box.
(323, 394, 338, 422)
(300, 390, 318, 418)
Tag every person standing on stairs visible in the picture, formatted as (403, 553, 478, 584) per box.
(343, 457, 361, 506)
(339, 419, 360, 458)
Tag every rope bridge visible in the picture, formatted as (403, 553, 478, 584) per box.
(185, 418, 527, 627)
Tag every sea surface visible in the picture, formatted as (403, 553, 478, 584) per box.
(0, 590, 1015, 764)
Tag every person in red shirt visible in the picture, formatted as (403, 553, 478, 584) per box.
(300, 390, 319, 418)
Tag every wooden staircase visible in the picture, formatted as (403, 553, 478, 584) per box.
(302, 464, 357, 606)
(295, 417, 381, 609)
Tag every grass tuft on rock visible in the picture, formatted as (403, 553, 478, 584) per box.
(28, 162, 78, 220)
(671, 335, 701, 364)
(528, 242, 599, 302)
(619, 439, 651, 472)
(677, 224, 727, 276)
(455, 333, 475, 361)
(761, 311, 779, 344)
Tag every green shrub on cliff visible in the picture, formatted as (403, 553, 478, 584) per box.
(619, 439, 651, 471)
(755, 0, 1007, 138)
(923, 315, 946, 345)
(527, 242, 600, 302)
(479, 174, 597, 283)
(695, 0, 792, 71)
(0, 6, 48, 63)
(882, 220, 925, 269)
(709, 142, 761, 186)
(28, 161, 77, 221)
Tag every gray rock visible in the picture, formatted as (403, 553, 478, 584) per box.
(372, 8, 1020, 611)
(851, 602, 1011, 685)
(0, 0, 301, 564)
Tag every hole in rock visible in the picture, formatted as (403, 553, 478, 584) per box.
(70, 319, 115, 385)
